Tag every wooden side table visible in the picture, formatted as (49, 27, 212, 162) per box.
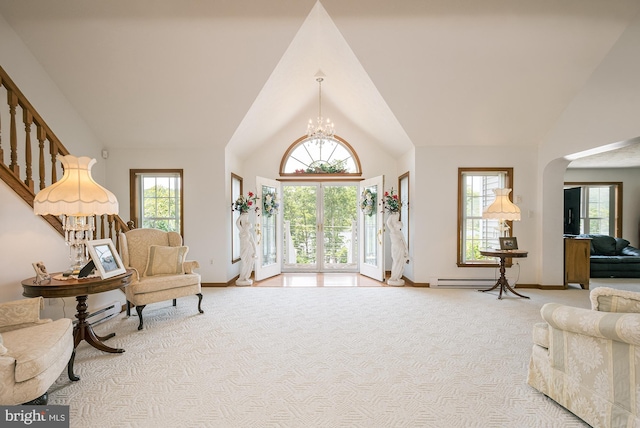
(479, 249, 529, 299)
(564, 237, 591, 289)
(22, 269, 133, 381)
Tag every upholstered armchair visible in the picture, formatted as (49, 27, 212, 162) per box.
(0, 297, 74, 405)
(119, 228, 203, 330)
(528, 287, 640, 427)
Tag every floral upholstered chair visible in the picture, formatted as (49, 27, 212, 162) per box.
(528, 287, 640, 427)
(119, 228, 203, 330)
(0, 297, 74, 405)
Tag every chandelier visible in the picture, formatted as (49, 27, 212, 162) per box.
(306, 76, 335, 139)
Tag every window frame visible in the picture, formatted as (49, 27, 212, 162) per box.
(231, 173, 243, 264)
(564, 181, 622, 237)
(398, 171, 410, 250)
(129, 169, 184, 237)
(279, 135, 362, 178)
(457, 167, 514, 267)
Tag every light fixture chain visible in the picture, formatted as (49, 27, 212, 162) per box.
(318, 77, 322, 119)
(306, 76, 334, 141)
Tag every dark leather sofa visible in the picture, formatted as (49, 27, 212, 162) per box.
(577, 234, 640, 278)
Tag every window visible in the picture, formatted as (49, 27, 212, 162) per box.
(564, 182, 622, 236)
(130, 170, 183, 236)
(458, 168, 513, 266)
(231, 173, 242, 263)
(280, 135, 361, 176)
(399, 172, 409, 250)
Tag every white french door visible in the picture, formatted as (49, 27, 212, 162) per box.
(359, 175, 385, 281)
(254, 177, 282, 281)
(282, 182, 358, 272)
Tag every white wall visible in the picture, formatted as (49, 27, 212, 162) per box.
(106, 146, 228, 284)
(397, 147, 415, 281)
(412, 145, 539, 285)
(0, 181, 67, 301)
(0, 14, 105, 177)
(225, 147, 243, 282)
(241, 120, 404, 278)
(0, 14, 118, 315)
(564, 167, 640, 247)
(538, 10, 640, 285)
(4, 7, 640, 297)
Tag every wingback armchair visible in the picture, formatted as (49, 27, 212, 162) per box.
(528, 287, 640, 427)
(119, 228, 203, 330)
(0, 297, 74, 405)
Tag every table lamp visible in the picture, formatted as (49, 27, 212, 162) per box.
(33, 154, 119, 272)
(482, 188, 520, 237)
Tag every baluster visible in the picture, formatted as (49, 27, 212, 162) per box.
(23, 109, 34, 191)
(8, 90, 19, 176)
(115, 226, 122, 253)
(49, 140, 57, 182)
(107, 215, 114, 240)
(100, 214, 106, 240)
(37, 124, 46, 190)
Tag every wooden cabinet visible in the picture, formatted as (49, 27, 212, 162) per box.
(564, 238, 591, 289)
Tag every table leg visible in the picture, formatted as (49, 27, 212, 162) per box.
(67, 350, 79, 381)
(479, 278, 503, 298)
(73, 295, 125, 353)
(479, 256, 529, 299)
(502, 280, 530, 299)
(67, 296, 124, 381)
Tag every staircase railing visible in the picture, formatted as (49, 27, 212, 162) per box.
(0, 65, 132, 250)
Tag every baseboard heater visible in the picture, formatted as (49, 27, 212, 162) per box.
(432, 278, 496, 288)
(72, 301, 121, 327)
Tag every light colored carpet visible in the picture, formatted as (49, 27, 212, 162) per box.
(49, 285, 598, 427)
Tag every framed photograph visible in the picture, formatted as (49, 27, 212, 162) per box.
(86, 239, 126, 279)
(499, 237, 518, 250)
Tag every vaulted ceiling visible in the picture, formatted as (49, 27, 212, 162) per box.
(1, 0, 639, 164)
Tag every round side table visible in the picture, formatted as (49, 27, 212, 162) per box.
(22, 269, 133, 380)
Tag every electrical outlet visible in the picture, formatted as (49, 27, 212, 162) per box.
(209, 259, 214, 265)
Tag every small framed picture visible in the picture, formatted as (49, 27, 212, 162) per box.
(86, 239, 126, 279)
(499, 237, 518, 250)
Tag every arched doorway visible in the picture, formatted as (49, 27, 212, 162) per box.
(278, 135, 363, 273)
(261, 135, 380, 280)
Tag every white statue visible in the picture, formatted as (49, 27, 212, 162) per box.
(387, 213, 409, 286)
(236, 213, 257, 286)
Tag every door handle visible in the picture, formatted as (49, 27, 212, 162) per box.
(255, 223, 261, 245)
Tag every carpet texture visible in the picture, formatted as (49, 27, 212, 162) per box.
(49, 286, 593, 427)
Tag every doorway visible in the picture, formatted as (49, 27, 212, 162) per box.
(282, 182, 358, 272)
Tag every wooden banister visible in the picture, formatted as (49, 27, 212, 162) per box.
(0, 65, 131, 242)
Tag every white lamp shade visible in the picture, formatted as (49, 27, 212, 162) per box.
(33, 155, 119, 216)
(482, 188, 520, 221)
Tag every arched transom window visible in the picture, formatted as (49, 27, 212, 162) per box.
(280, 135, 362, 177)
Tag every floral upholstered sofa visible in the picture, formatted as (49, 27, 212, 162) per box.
(528, 287, 640, 427)
(0, 297, 74, 405)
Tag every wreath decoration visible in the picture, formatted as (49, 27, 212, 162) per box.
(262, 192, 279, 218)
(360, 188, 377, 217)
